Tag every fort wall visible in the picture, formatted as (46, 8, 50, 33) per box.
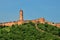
(0, 9, 60, 28)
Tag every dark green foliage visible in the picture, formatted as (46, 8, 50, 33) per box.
(38, 23, 60, 36)
(0, 22, 60, 40)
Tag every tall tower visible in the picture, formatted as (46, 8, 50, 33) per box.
(20, 9, 23, 21)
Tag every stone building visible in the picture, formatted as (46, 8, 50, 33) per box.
(0, 9, 60, 28)
(0, 9, 24, 26)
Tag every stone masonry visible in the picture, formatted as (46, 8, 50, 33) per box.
(0, 9, 60, 28)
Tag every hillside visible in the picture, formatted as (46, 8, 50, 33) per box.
(0, 22, 60, 40)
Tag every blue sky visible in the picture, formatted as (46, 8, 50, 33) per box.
(0, 0, 60, 23)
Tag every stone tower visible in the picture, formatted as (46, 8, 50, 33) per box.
(39, 18, 45, 24)
(20, 9, 23, 21)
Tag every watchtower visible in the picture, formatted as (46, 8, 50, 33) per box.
(19, 9, 23, 21)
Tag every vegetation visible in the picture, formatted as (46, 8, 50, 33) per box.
(37, 23, 60, 36)
(0, 22, 60, 40)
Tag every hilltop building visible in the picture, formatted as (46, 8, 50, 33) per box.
(0, 9, 60, 28)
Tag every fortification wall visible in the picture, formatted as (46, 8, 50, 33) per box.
(0, 9, 60, 28)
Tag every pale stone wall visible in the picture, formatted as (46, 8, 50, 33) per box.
(17, 21, 24, 25)
(0, 9, 60, 28)
(55, 23, 60, 28)
(38, 18, 45, 24)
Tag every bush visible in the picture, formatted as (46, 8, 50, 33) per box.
(0, 22, 60, 40)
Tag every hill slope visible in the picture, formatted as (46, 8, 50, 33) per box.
(0, 22, 60, 40)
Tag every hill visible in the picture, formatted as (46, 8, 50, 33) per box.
(0, 22, 60, 40)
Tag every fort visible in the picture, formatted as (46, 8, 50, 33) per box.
(0, 9, 60, 28)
